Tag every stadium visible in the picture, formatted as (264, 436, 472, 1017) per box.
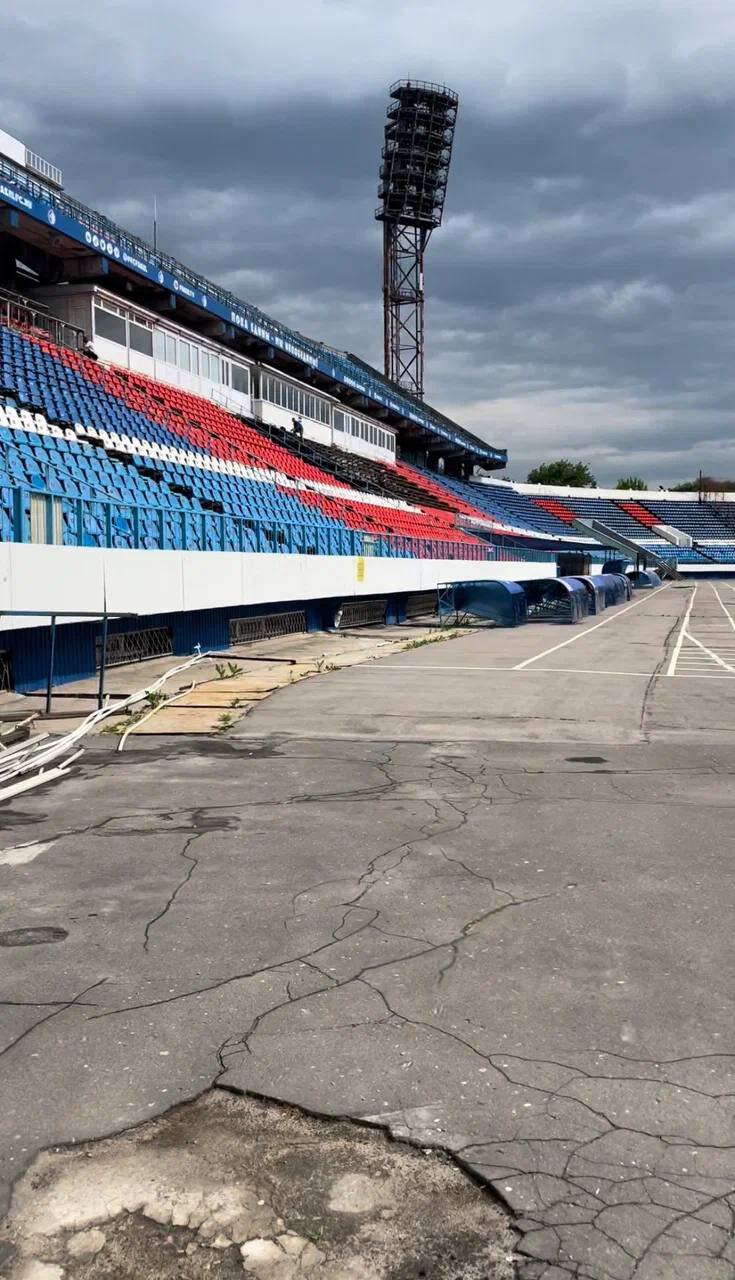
(1, 59, 735, 1280)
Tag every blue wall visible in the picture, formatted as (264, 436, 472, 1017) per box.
(0, 593, 403, 692)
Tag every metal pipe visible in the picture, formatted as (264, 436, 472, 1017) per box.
(45, 616, 56, 715)
(97, 616, 109, 710)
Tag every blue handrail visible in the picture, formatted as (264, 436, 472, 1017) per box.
(5, 484, 512, 562)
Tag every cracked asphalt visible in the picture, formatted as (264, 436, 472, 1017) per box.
(2, 582, 735, 1278)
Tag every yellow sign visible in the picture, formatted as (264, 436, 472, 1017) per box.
(356, 557, 365, 583)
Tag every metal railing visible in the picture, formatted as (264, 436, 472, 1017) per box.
(24, 148, 63, 189)
(0, 285, 85, 352)
(4, 484, 505, 562)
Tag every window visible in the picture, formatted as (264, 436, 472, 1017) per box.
(165, 334, 177, 365)
(232, 363, 250, 395)
(334, 410, 344, 432)
(190, 345, 199, 376)
(130, 321, 153, 357)
(179, 341, 191, 372)
(154, 330, 165, 361)
(208, 354, 220, 383)
(94, 305, 126, 346)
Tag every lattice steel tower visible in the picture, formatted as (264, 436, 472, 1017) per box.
(376, 79, 458, 398)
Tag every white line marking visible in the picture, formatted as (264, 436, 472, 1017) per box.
(681, 631, 735, 675)
(666, 584, 698, 677)
(670, 673, 735, 680)
(513, 586, 671, 671)
(711, 584, 735, 633)
(354, 662, 735, 682)
(355, 665, 655, 677)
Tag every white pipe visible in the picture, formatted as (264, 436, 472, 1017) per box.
(117, 681, 195, 752)
(0, 649, 215, 801)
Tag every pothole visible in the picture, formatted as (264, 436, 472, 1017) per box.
(1, 1090, 516, 1279)
(0, 927, 68, 947)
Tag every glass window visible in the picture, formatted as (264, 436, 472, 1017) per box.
(154, 330, 165, 361)
(165, 334, 177, 365)
(94, 304, 126, 346)
(231, 364, 249, 395)
(334, 411, 344, 432)
(190, 345, 199, 376)
(130, 321, 153, 357)
(222, 360, 232, 387)
(209, 354, 220, 383)
(179, 341, 191, 372)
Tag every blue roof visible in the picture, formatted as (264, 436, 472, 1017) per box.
(0, 157, 506, 465)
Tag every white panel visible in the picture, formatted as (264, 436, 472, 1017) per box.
(182, 552, 246, 611)
(94, 335, 128, 369)
(0, 128, 26, 167)
(129, 351, 154, 376)
(0, 544, 105, 629)
(0, 544, 553, 632)
(103, 550, 186, 616)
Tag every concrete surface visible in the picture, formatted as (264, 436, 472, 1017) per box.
(2, 1091, 515, 1279)
(1, 582, 735, 1278)
(17, 624, 457, 737)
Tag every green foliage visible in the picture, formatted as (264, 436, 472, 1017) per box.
(526, 459, 597, 487)
(215, 662, 244, 680)
(670, 476, 735, 493)
(403, 631, 460, 650)
(216, 711, 235, 732)
(615, 476, 648, 490)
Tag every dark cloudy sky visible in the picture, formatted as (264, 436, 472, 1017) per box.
(3, 0, 735, 484)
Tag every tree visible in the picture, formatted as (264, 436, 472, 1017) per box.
(671, 476, 735, 493)
(615, 476, 647, 490)
(526, 459, 596, 487)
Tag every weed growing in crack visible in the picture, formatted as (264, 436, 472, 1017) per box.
(215, 662, 244, 680)
(402, 631, 460, 650)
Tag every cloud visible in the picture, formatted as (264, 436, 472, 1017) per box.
(2, 0, 735, 483)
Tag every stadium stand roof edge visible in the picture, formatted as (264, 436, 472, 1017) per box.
(0, 146, 505, 469)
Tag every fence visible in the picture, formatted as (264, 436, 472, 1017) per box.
(0, 285, 86, 352)
(5, 484, 506, 562)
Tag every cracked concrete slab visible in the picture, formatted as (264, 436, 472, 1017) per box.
(2, 1092, 515, 1279)
(1, 585, 735, 1278)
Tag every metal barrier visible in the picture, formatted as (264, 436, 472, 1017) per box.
(95, 626, 173, 670)
(339, 598, 388, 627)
(229, 610, 307, 644)
(404, 591, 438, 618)
(5, 484, 507, 562)
(0, 285, 86, 351)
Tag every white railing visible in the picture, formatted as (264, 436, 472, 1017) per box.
(24, 148, 63, 188)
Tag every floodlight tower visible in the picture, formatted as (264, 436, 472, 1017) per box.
(375, 79, 458, 398)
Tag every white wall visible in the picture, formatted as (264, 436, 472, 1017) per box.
(0, 128, 26, 168)
(254, 400, 333, 448)
(0, 543, 553, 632)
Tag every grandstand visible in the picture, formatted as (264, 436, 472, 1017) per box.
(1, 125, 735, 694)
